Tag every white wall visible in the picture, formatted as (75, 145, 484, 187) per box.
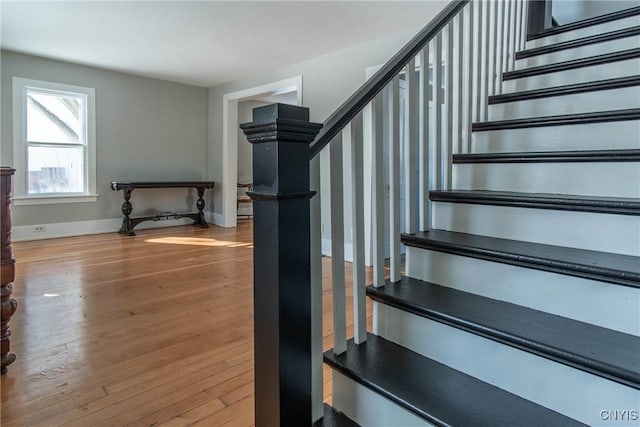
(1, 3, 448, 238)
(1, 50, 209, 228)
(208, 4, 447, 242)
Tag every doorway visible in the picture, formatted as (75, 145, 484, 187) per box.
(221, 76, 303, 227)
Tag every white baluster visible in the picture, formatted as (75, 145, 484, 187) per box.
(329, 134, 346, 354)
(362, 102, 373, 268)
(465, 2, 475, 153)
(514, 0, 522, 56)
(445, 23, 454, 189)
(419, 46, 431, 230)
(433, 34, 443, 191)
(372, 94, 385, 288)
(310, 154, 323, 421)
(515, 0, 522, 62)
(480, 0, 489, 121)
(404, 57, 417, 234)
(347, 115, 367, 344)
(506, 0, 515, 71)
(520, 0, 528, 51)
(387, 78, 401, 283)
(456, 13, 464, 155)
(487, 0, 497, 99)
(474, 0, 483, 123)
(495, 0, 505, 94)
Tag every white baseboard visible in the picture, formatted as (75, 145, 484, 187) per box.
(13, 217, 195, 242)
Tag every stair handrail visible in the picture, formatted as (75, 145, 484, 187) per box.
(309, 0, 470, 159)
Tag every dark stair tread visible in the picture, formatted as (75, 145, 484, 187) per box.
(314, 404, 361, 427)
(453, 149, 640, 163)
(472, 108, 640, 131)
(528, 6, 640, 41)
(429, 190, 640, 216)
(502, 49, 640, 81)
(324, 334, 585, 426)
(401, 229, 640, 288)
(488, 76, 640, 104)
(517, 26, 640, 59)
(367, 277, 640, 389)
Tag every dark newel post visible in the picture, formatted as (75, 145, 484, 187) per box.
(240, 104, 322, 427)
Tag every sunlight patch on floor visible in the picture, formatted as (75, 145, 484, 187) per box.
(145, 236, 253, 248)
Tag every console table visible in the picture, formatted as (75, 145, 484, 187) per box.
(1, 167, 17, 375)
(111, 181, 215, 236)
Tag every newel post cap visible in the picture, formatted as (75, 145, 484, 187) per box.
(240, 103, 322, 145)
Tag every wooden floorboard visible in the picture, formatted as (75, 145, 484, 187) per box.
(1, 222, 374, 426)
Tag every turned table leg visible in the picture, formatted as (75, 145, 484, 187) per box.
(118, 187, 135, 236)
(193, 187, 209, 228)
(1, 167, 17, 375)
(1, 280, 17, 375)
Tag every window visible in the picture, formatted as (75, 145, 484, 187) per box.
(13, 78, 97, 205)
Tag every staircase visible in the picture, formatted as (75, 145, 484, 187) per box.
(241, 2, 640, 426)
(324, 4, 640, 426)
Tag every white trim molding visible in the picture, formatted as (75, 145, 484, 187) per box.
(13, 194, 99, 206)
(221, 76, 302, 228)
(13, 217, 194, 242)
(12, 77, 97, 203)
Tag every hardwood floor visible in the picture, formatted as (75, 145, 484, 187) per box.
(1, 222, 373, 426)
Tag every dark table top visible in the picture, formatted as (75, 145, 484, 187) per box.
(111, 181, 215, 191)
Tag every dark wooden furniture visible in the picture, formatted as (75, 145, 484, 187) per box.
(111, 181, 215, 236)
(237, 183, 253, 219)
(1, 167, 17, 375)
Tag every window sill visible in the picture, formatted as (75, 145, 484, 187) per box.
(13, 194, 100, 206)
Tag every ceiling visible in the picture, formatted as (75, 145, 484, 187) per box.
(1, 1, 447, 88)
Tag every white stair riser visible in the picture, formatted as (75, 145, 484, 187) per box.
(454, 162, 640, 197)
(472, 120, 640, 153)
(332, 371, 432, 427)
(516, 35, 640, 69)
(488, 86, 640, 120)
(502, 58, 640, 92)
(432, 202, 640, 256)
(405, 247, 640, 335)
(374, 303, 640, 426)
(525, 15, 640, 48)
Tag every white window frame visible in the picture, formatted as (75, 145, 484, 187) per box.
(12, 77, 98, 205)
